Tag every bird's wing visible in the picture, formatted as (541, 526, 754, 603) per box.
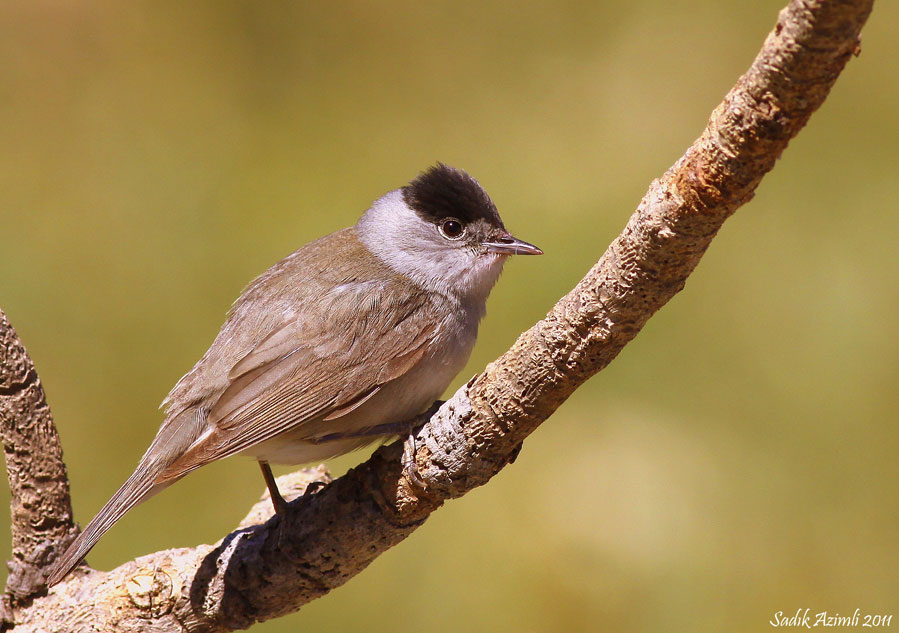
(162, 278, 438, 474)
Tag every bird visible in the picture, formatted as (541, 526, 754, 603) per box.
(47, 163, 542, 586)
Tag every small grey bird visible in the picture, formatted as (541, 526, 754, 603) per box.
(47, 163, 541, 586)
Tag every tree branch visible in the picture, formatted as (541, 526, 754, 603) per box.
(2, 0, 873, 630)
(0, 310, 77, 616)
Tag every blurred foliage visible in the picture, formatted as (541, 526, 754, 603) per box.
(1, 1, 897, 631)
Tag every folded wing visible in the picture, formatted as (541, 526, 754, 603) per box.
(159, 278, 438, 478)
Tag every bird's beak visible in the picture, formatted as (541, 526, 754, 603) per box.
(483, 232, 543, 256)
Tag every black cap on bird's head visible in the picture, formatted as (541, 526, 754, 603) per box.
(402, 163, 503, 227)
(402, 163, 542, 256)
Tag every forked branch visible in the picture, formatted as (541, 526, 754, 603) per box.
(1, 0, 873, 630)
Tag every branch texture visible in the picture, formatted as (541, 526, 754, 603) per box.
(0, 310, 76, 612)
(3, 0, 873, 630)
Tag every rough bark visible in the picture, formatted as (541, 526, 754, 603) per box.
(1, 0, 873, 630)
(0, 311, 77, 623)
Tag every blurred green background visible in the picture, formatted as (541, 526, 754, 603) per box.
(2, 1, 896, 631)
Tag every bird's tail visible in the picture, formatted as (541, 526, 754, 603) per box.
(46, 459, 169, 587)
(47, 406, 209, 587)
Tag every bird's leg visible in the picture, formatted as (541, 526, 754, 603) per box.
(258, 460, 290, 515)
(310, 419, 426, 488)
(398, 400, 443, 490)
(306, 420, 418, 444)
(307, 401, 444, 445)
(307, 401, 444, 489)
(401, 430, 426, 491)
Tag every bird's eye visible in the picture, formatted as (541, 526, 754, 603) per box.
(438, 218, 465, 240)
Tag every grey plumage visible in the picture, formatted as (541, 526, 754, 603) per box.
(47, 164, 540, 586)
